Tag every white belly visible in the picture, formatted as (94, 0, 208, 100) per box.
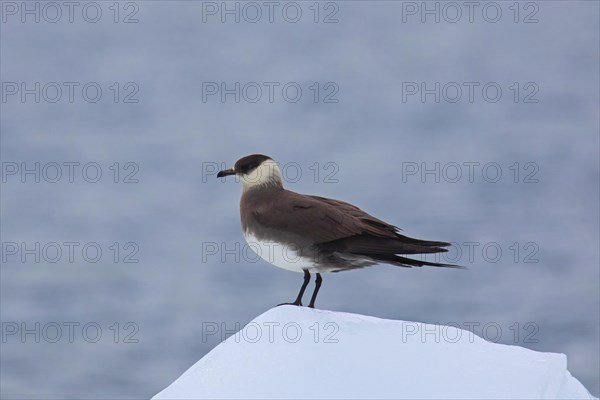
(243, 231, 317, 273)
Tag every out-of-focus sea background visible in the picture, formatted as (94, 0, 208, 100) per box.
(1, 1, 598, 398)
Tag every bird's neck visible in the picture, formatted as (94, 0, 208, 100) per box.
(242, 178, 284, 194)
(241, 172, 284, 193)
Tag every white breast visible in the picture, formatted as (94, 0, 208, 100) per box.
(243, 231, 317, 273)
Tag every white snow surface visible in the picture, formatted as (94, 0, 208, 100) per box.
(154, 306, 596, 400)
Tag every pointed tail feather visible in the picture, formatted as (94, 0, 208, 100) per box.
(319, 234, 452, 256)
(374, 254, 466, 269)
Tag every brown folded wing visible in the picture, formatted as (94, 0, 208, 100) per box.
(248, 190, 451, 256)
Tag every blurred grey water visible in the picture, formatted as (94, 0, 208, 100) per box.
(1, 1, 598, 398)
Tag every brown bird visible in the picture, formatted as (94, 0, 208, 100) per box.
(218, 154, 462, 308)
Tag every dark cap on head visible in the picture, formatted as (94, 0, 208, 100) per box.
(217, 154, 272, 178)
(234, 154, 272, 174)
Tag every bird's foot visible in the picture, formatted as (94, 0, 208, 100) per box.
(277, 301, 302, 307)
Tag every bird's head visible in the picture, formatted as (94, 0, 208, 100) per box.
(218, 154, 283, 191)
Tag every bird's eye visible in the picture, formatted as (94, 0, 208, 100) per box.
(245, 163, 258, 172)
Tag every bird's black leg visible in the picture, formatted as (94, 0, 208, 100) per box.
(278, 269, 310, 307)
(308, 273, 322, 309)
(292, 270, 311, 305)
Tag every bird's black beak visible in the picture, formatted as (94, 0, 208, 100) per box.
(217, 168, 236, 178)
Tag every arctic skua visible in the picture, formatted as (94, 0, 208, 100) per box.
(217, 154, 462, 308)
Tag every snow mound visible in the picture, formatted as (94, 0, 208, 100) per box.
(154, 306, 596, 399)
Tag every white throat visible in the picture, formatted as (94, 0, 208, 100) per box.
(241, 159, 284, 191)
